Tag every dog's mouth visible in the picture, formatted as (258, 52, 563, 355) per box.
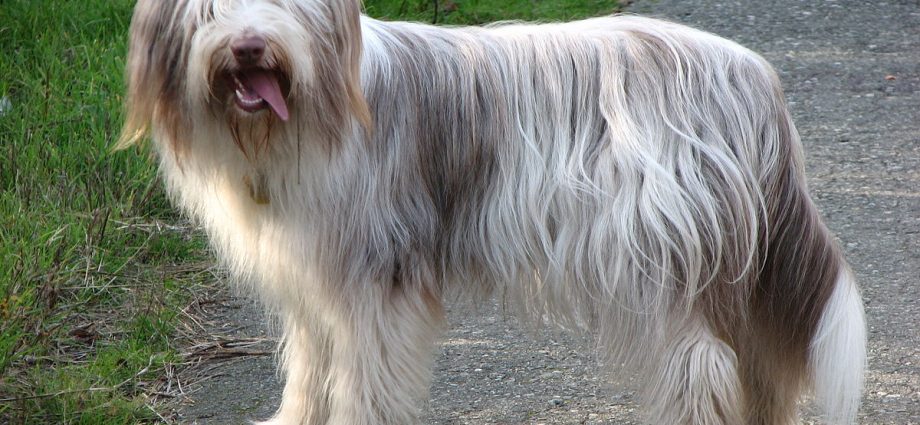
(227, 68, 289, 121)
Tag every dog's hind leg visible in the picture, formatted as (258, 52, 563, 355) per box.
(641, 319, 745, 425)
(735, 340, 804, 425)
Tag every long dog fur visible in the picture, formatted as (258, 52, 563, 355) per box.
(119, 1, 866, 424)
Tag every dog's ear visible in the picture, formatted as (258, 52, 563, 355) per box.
(116, 0, 191, 153)
(329, 0, 372, 130)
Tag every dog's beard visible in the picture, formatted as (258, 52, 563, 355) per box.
(225, 108, 277, 158)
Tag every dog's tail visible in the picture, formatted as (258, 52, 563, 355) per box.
(810, 266, 866, 424)
(754, 180, 865, 423)
(753, 96, 865, 423)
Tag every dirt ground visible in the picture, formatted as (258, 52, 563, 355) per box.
(173, 0, 920, 423)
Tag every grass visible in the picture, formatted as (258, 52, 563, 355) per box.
(366, 0, 620, 24)
(0, 0, 619, 423)
(0, 1, 213, 423)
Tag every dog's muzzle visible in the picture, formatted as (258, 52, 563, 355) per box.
(227, 35, 289, 121)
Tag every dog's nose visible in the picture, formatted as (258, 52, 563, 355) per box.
(231, 35, 266, 65)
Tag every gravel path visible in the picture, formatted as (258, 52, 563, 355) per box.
(174, 0, 920, 423)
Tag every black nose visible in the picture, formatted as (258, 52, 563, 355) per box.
(231, 35, 266, 65)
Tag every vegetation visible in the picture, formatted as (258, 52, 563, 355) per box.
(365, 0, 620, 24)
(0, 1, 212, 423)
(0, 0, 618, 423)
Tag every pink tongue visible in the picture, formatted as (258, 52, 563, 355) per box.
(241, 70, 289, 121)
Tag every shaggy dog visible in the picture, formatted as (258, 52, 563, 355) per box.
(119, 1, 866, 424)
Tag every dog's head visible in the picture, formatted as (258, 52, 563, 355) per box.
(118, 0, 371, 157)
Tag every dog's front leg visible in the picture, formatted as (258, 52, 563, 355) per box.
(265, 283, 445, 425)
(260, 310, 335, 425)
